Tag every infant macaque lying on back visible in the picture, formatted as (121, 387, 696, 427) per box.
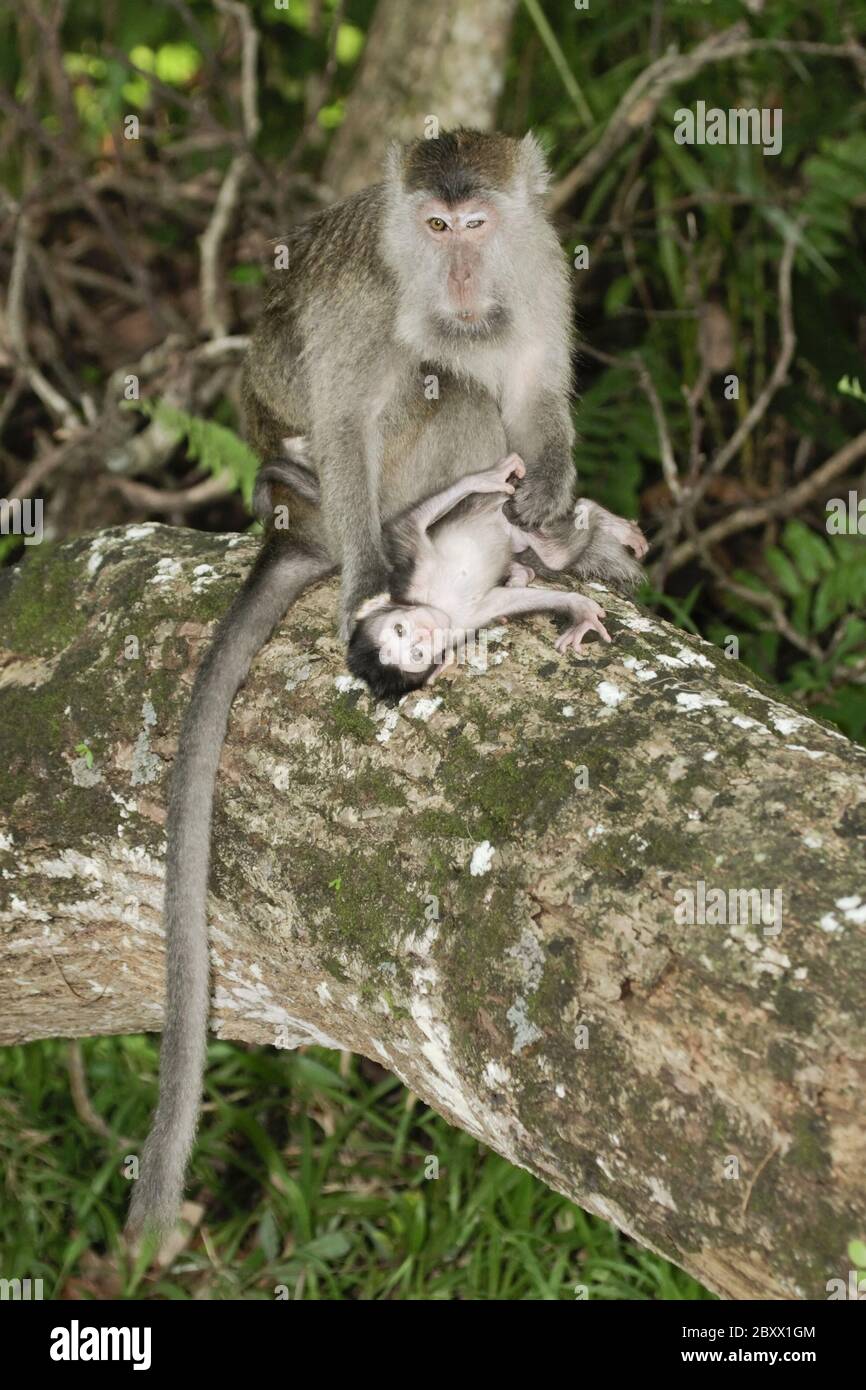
(256, 453, 647, 702)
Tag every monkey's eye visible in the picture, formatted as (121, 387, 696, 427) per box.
(465, 219, 484, 229)
(427, 217, 447, 232)
(393, 622, 406, 638)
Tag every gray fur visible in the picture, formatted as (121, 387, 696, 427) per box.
(243, 129, 576, 637)
(130, 128, 581, 1235)
(126, 541, 331, 1236)
(350, 464, 647, 693)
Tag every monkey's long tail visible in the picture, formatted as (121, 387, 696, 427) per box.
(126, 542, 331, 1238)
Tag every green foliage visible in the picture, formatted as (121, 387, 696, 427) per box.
(839, 375, 866, 406)
(502, 0, 866, 749)
(128, 400, 259, 508)
(576, 356, 685, 519)
(74, 742, 94, 768)
(709, 521, 866, 741)
(0, 1036, 713, 1301)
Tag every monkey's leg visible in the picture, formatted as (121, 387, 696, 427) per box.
(127, 538, 333, 1238)
(506, 561, 535, 587)
(508, 502, 647, 592)
(315, 417, 391, 641)
(507, 517, 576, 571)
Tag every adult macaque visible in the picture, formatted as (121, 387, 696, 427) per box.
(242, 127, 576, 638)
(128, 130, 596, 1236)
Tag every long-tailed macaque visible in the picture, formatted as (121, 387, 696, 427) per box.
(128, 130, 600, 1236)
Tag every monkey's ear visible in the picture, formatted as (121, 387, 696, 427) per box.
(354, 592, 392, 621)
(517, 132, 551, 200)
(384, 140, 405, 187)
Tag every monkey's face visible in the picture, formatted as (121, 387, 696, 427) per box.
(404, 198, 509, 338)
(367, 603, 451, 674)
(418, 200, 498, 322)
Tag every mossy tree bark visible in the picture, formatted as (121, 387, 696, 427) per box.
(1, 524, 865, 1300)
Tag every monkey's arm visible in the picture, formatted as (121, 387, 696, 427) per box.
(502, 388, 577, 529)
(464, 584, 610, 646)
(400, 455, 523, 537)
(384, 456, 523, 571)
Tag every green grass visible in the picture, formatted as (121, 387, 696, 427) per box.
(0, 1036, 714, 1300)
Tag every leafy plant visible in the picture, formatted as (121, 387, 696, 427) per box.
(127, 400, 260, 507)
(708, 520, 866, 740)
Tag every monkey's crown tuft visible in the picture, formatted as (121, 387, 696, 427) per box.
(399, 129, 519, 205)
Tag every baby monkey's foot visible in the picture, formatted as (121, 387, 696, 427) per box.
(473, 453, 526, 495)
(506, 561, 535, 588)
(555, 597, 612, 652)
(607, 514, 649, 560)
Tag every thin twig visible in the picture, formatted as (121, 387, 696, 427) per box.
(2, 215, 83, 431)
(109, 472, 234, 512)
(632, 355, 683, 501)
(199, 2, 261, 339)
(548, 26, 866, 213)
(667, 430, 866, 572)
(66, 1040, 133, 1149)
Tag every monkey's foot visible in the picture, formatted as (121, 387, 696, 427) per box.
(555, 598, 611, 652)
(607, 514, 649, 560)
(506, 562, 535, 587)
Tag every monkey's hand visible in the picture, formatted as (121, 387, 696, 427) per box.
(555, 596, 611, 652)
(504, 453, 575, 529)
(471, 453, 526, 494)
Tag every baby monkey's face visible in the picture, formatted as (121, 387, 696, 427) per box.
(367, 604, 451, 673)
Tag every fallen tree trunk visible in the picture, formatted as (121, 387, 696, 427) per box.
(1, 523, 864, 1300)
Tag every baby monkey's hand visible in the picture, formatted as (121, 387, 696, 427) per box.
(471, 453, 526, 495)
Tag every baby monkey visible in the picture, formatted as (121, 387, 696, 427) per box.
(349, 456, 646, 699)
(258, 453, 647, 702)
